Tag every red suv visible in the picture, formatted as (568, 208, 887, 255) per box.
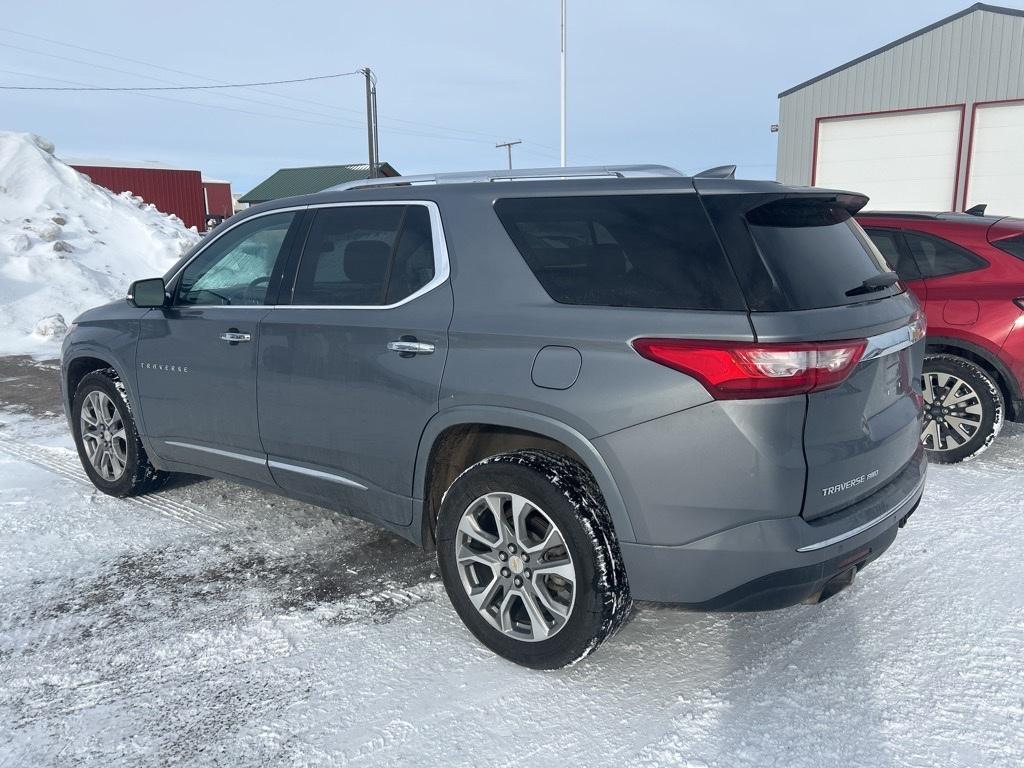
(858, 212, 1024, 463)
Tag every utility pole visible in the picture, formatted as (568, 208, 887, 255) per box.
(560, 0, 567, 167)
(496, 139, 522, 169)
(361, 67, 379, 178)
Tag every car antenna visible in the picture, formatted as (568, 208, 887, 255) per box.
(965, 203, 987, 216)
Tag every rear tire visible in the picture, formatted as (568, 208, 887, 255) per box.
(71, 369, 169, 496)
(437, 450, 632, 669)
(921, 355, 1003, 464)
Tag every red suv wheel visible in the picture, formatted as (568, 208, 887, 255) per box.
(858, 211, 1024, 462)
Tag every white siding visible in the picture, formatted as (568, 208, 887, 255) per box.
(777, 7, 1024, 211)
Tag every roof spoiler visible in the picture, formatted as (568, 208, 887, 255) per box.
(694, 164, 736, 179)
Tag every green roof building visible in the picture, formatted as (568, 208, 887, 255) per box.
(238, 162, 400, 205)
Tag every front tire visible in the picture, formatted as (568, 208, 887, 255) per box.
(71, 369, 169, 496)
(437, 449, 632, 669)
(921, 355, 1003, 464)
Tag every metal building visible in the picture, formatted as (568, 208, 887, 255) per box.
(238, 163, 400, 206)
(201, 178, 234, 225)
(776, 3, 1024, 215)
(68, 159, 208, 230)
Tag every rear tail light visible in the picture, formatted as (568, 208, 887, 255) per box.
(631, 338, 867, 399)
(909, 309, 927, 342)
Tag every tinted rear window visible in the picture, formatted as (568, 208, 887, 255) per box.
(863, 228, 920, 280)
(904, 231, 987, 277)
(290, 205, 435, 306)
(493, 194, 745, 311)
(991, 233, 1024, 261)
(744, 200, 898, 310)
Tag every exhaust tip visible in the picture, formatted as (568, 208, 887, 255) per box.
(804, 567, 858, 604)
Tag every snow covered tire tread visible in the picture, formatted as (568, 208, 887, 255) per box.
(72, 368, 169, 497)
(922, 354, 1004, 464)
(437, 449, 633, 669)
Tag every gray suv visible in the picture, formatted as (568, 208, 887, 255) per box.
(61, 165, 927, 668)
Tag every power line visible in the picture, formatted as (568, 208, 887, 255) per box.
(0, 27, 565, 156)
(0, 29, 571, 163)
(0, 67, 354, 127)
(0, 40, 372, 128)
(0, 69, 361, 91)
(0, 26, 375, 116)
(0, 31, 497, 139)
(0, 65, 541, 154)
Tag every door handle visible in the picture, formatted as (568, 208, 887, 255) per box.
(387, 339, 435, 356)
(220, 331, 251, 343)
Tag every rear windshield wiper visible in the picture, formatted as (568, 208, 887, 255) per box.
(845, 272, 900, 297)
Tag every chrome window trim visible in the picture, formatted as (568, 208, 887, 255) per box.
(165, 200, 451, 311)
(166, 205, 307, 288)
(796, 476, 925, 553)
(268, 459, 367, 490)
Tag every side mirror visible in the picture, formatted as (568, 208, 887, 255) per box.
(128, 278, 168, 308)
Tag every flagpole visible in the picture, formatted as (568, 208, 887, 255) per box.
(560, 0, 567, 167)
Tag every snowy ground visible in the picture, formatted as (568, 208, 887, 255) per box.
(0, 376, 1022, 766)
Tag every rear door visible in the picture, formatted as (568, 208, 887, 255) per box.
(701, 189, 925, 520)
(257, 201, 452, 526)
(903, 230, 993, 335)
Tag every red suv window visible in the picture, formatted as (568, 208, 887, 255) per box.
(992, 233, 1024, 261)
(863, 228, 922, 280)
(903, 232, 987, 278)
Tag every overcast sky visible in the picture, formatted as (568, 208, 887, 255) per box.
(3, 0, 1016, 193)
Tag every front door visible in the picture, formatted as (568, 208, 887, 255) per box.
(137, 210, 299, 483)
(258, 202, 452, 525)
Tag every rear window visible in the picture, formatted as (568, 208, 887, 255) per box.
(744, 200, 899, 310)
(863, 228, 921, 280)
(904, 231, 987, 277)
(493, 194, 745, 311)
(992, 233, 1024, 261)
(290, 205, 435, 306)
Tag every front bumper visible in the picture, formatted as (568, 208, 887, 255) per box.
(619, 448, 926, 608)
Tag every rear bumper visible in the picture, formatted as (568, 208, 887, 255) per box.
(620, 447, 926, 608)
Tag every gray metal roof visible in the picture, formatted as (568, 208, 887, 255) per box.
(778, 3, 1024, 98)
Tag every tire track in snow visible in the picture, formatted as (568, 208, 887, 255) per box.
(0, 440, 250, 542)
(7, 584, 439, 727)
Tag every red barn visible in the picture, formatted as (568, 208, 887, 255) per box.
(67, 158, 219, 230)
(201, 178, 234, 222)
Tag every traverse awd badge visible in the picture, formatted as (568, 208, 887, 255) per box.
(822, 469, 880, 497)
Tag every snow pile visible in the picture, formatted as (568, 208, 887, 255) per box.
(0, 132, 199, 356)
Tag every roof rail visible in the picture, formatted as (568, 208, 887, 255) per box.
(330, 164, 685, 191)
(695, 164, 736, 179)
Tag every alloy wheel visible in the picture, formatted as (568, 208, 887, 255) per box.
(80, 390, 128, 481)
(455, 492, 576, 642)
(921, 371, 984, 452)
